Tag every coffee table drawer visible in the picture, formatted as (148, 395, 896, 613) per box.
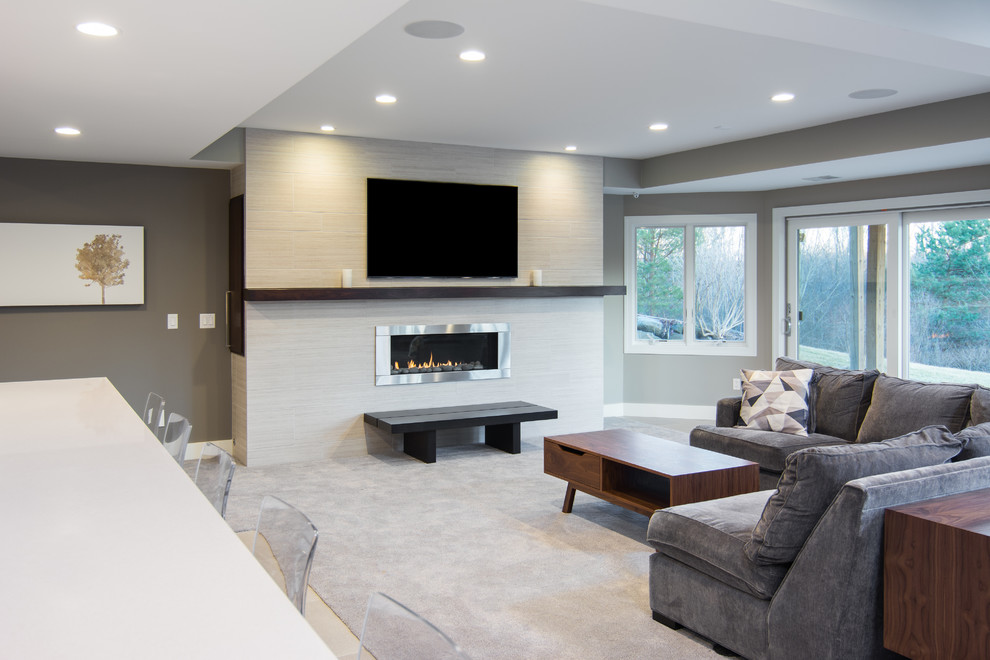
(544, 440, 601, 489)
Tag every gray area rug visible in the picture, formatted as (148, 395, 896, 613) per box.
(224, 420, 721, 659)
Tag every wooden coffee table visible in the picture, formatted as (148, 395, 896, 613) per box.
(544, 429, 760, 516)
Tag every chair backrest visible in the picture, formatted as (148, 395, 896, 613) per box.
(193, 443, 235, 518)
(142, 392, 166, 440)
(161, 412, 192, 463)
(358, 591, 470, 660)
(252, 495, 318, 614)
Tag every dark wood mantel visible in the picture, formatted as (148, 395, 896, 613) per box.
(243, 285, 625, 302)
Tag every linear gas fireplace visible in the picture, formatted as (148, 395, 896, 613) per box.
(375, 323, 510, 386)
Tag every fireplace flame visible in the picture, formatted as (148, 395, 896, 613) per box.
(392, 352, 481, 374)
(395, 353, 457, 370)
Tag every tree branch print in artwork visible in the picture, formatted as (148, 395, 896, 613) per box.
(75, 233, 130, 304)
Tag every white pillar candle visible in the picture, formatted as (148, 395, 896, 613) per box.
(341, 269, 353, 288)
(531, 269, 543, 286)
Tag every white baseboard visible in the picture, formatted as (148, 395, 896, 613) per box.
(604, 403, 716, 420)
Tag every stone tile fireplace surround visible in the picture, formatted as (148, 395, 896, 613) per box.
(236, 297, 605, 465)
(233, 129, 607, 466)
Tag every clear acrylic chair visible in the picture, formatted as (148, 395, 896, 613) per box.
(161, 412, 192, 463)
(358, 592, 470, 660)
(142, 392, 166, 440)
(251, 495, 319, 614)
(193, 443, 235, 518)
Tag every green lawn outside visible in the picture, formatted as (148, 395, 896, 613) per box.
(797, 345, 990, 387)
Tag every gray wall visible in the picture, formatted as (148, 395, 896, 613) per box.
(0, 157, 232, 442)
(605, 164, 990, 412)
(603, 194, 625, 404)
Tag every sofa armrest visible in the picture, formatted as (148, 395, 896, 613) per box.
(716, 397, 742, 427)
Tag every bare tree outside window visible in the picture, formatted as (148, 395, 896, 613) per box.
(75, 233, 130, 304)
(694, 226, 746, 342)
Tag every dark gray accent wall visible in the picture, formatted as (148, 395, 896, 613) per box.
(0, 157, 232, 442)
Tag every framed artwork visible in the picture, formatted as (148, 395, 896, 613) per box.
(0, 223, 145, 306)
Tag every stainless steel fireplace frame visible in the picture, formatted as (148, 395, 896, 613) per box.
(375, 323, 511, 386)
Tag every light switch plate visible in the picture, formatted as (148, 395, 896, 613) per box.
(167, 313, 178, 330)
(199, 313, 216, 329)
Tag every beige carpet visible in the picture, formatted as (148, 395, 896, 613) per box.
(223, 421, 722, 659)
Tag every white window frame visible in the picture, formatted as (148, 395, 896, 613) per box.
(771, 190, 990, 372)
(624, 214, 758, 356)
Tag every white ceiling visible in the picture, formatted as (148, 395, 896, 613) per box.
(4, 0, 990, 192)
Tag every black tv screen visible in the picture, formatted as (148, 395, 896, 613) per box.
(366, 178, 518, 278)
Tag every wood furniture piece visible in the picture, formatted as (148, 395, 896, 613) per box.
(544, 428, 760, 516)
(0, 377, 335, 659)
(884, 488, 990, 659)
(364, 400, 558, 463)
(244, 285, 625, 302)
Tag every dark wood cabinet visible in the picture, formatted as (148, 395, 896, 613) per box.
(227, 195, 244, 355)
(884, 488, 990, 659)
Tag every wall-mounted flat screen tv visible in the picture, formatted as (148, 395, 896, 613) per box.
(366, 178, 518, 278)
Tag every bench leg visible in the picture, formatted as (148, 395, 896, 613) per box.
(403, 430, 437, 463)
(484, 422, 520, 454)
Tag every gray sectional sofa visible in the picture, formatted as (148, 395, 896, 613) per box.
(649, 447, 990, 659)
(646, 358, 990, 659)
(690, 356, 990, 489)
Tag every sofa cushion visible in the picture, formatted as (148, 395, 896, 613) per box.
(744, 426, 961, 565)
(647, 490, 787, 599)
(856, 375, 974, 443)
(775, 357, 880, 441)
(954, 422, 990, 461)
(739, 369, 814, 436)
(972, 386, 990, 425)
(690, 425, 846, 474)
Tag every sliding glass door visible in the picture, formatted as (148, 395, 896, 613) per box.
(905, 208, 990, 384)
(785, 207, 990, 386)
(786, 213, 895, 371)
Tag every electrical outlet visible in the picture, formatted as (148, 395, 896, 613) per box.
(167, 313, 178, 330)
(732, 378, 742, 391)
(199, 313, 215, 329)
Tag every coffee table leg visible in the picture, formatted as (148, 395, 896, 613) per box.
(562, 483, 577, 513)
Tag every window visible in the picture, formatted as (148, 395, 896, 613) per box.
(624, 214, 757, 355)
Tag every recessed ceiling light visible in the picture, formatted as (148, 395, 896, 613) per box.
(849, 88, 898, 100)
(404, 20, 464, 39)
(459, 50, 486, 62)
(76, 22, 118, 37)
(375, 94, 397, 104)
(320, 125, 335, 132)
(649, 123, 669, 131)
(771, 92, 795, 103)
(55, 127, 81, 136)
(564, 145, 577, 152)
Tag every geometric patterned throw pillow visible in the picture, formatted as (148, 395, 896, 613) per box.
(738, 368, 814, 436)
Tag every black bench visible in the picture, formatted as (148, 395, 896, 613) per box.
(363, 401, 558, 463)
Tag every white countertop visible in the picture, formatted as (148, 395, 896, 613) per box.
(0, 377, 336, 659)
